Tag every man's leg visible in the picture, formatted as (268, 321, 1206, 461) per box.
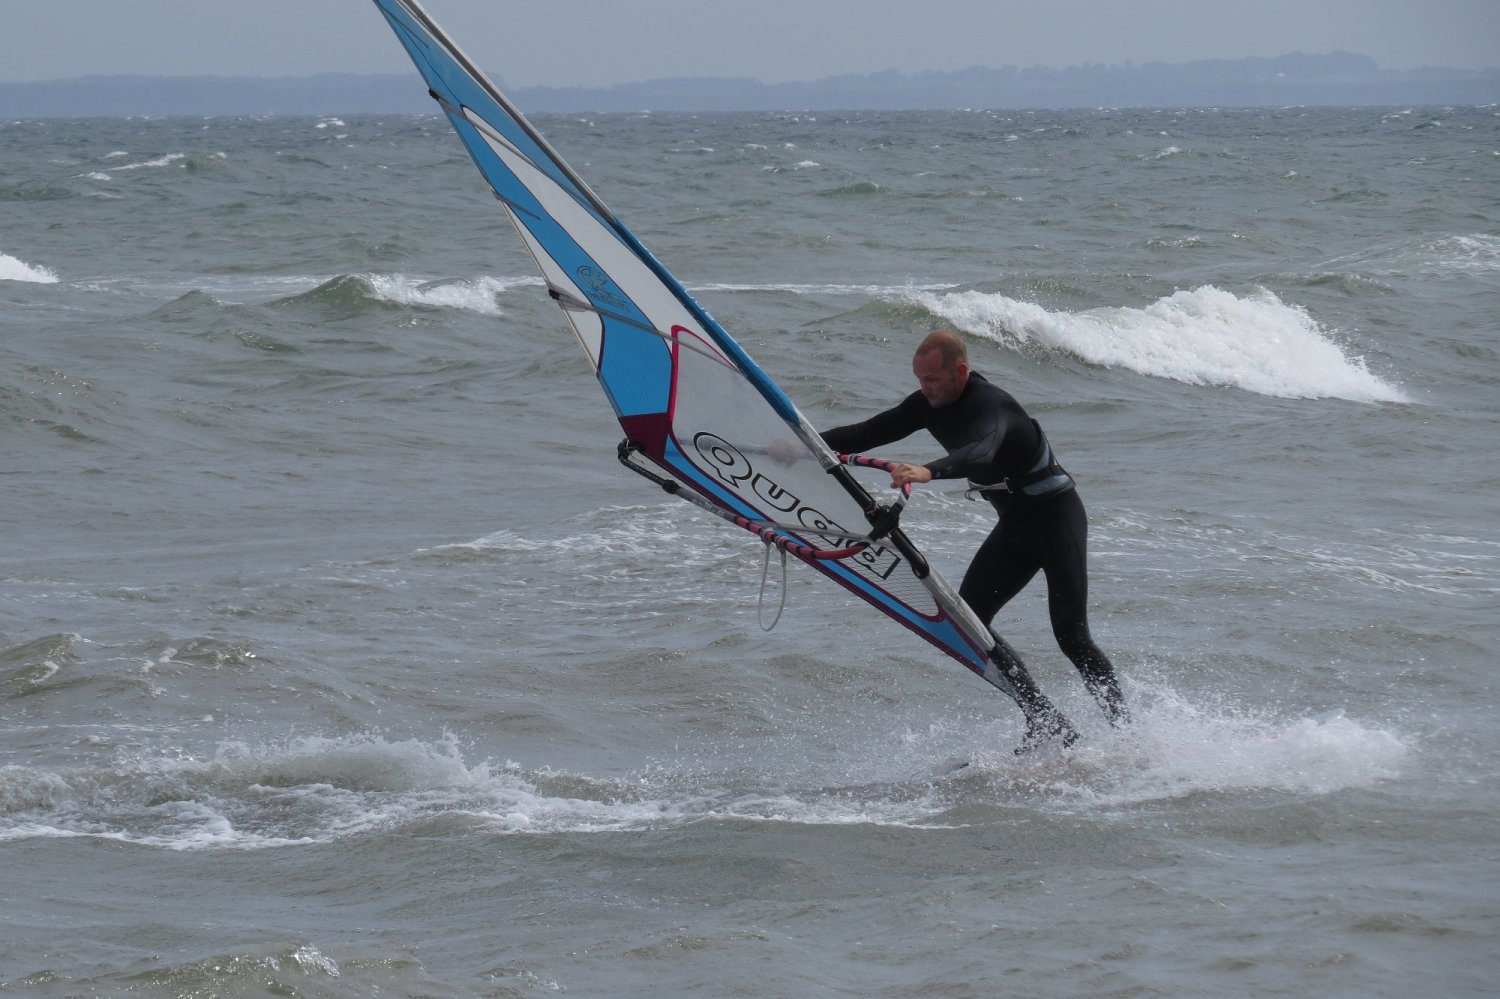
(961, 520, 1078, 750)
(1041, 491, 1129, 724)
(988, 630, 1079, 752)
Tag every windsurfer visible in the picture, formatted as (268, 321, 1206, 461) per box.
(821, 330, 1127, 753)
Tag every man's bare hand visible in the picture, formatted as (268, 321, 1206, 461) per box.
(890, 463, 933, 488)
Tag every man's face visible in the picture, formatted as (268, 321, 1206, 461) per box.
(912, 348, 967, 408)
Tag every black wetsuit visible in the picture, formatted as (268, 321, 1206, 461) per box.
(822, 372, 1126, 727)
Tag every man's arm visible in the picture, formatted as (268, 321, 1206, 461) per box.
(923, 434, 1001, 482)
(820, 392, 927, 455)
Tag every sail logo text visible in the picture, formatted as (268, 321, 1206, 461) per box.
(693, 432, 901, 580)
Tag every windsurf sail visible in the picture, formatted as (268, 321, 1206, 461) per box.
(371, 0, 1018, 700)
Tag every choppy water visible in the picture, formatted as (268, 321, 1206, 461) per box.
(2, 105, 1498, 997)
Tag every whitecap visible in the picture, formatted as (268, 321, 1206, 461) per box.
(0, 251, 59, 283)
(114, 152, 187, 171)
(907, 284, 1408, 402)
(362, 273, 541, 315)
(1319, 233, 1500, 278)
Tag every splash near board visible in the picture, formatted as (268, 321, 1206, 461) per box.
(371, 0, 1020, 699)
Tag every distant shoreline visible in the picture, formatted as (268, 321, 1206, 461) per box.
(2, 53, 1495, 118)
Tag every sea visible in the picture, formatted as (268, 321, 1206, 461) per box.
(2, 104, 1497, 998)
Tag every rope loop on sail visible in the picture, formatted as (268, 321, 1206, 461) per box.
(757, 543, 790, 631)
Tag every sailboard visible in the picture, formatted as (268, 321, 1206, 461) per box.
(371, 0, 1019, 700)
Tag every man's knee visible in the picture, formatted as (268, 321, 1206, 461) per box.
(1054, 618, 1103, 666)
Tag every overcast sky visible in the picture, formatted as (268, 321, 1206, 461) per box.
(3, 1, 1495, 87)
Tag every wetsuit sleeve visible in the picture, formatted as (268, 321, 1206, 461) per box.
(922, 403, 1009, 481)
(925, 441, 997, 481)
(820, 392, 928, 455)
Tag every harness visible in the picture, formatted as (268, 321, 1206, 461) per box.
(963, 419, 1075, 501)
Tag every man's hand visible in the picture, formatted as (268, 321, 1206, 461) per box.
(890, 463, 933, 488)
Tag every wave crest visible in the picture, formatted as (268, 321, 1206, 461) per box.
(0, 251, 59, 283)
(907, 284, 1407, 402)
(270, 273, 537, 317)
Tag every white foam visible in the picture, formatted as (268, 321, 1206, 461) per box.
(0, 691, 1412, 850)
(907, 284, 1408, 402)
(0, 735, 488, 851)
(909, 682, 1409, 811)
(362, 273, 540, 315)
(1345, 233, 1500, 275)
(290, 945, 340, 978)
(0, 251, 58, 283)
(0, 733, 955, 851)
(1054, 687, 1407, 808)
(114, 152, 187, 171)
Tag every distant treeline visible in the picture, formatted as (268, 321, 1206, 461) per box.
(3, 52, 1496, 117)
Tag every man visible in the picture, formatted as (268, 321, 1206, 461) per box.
(821, 330, 1126, 753)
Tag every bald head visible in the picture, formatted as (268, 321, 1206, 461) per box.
(914, 330, 968, 369)
(911, 330, 970, 408)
